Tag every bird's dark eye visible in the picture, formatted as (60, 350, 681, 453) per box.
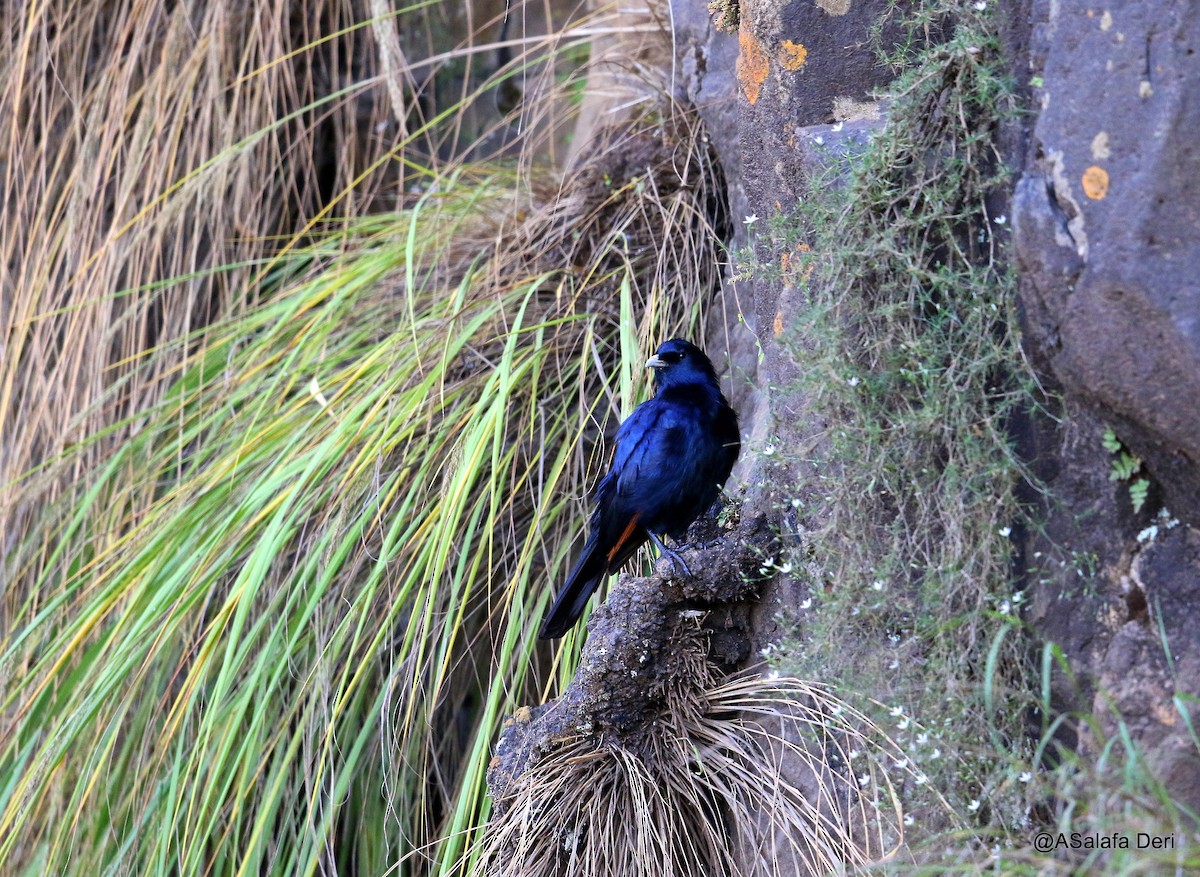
(664, 350, 684, 363)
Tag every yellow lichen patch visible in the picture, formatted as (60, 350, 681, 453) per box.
(736, 25, 769, 105)
(1152, 701, 1180, 726)
(817, 0, 851, 14)
(1082, 165, 1110, 200)
(774, 310, 784, 337)
(707, 0, 740, 34)
(779, 40, 808, 71)
(832, 96, 881, 122)
(780, 242, 814, 285)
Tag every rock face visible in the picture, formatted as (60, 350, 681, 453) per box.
(672, 0, 895, 652)
(1011, 0, 1200, 811)
(1091, 524, 1200, 814)
(1012, 0, 1200, 522)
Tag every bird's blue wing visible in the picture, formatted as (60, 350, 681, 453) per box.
(609, 400, 703, 515)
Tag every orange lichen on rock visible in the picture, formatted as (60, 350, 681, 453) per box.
(780, 242, 814, 285)
(1082, 165, 1110, 199)
(737, 25, 769, 105)
(779, 40, 808, 71)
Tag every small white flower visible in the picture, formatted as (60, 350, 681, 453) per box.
(889, 705, 904, 718)
(999, 526, 1012, 538)
(973, 1, 987, 9)
(893, 758, 909, 770)
(813, 135, 825, 145)
(914, 772, 929, 785)
(848, 375, 861, 387)
(999, 600, 1011, 615)
(968, 799, 981, 812)
(993, 214, 1007, 225)
(763, 444, 777, 456)
(872, 580, 885, 591)
(1137, 525, 1158, 543)
(916, 732, 929, 745)
(1019, 772, 1032, 783)
(778, 561, 794, 574)
(896, 717, 910, 731)
(888, 659, 900, 670)
(904, 814, 914, 827)
(857, 772, 872, 787)
(743, 214, 759, 225)
(929, 748, 941, 760)
(800, 598, 813, 610)
(1012, 590, 1025, 604)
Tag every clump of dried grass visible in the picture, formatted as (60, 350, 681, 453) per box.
(0, 0, 393, 594)
(0, 0, 593, 608)
(472, 648, 911, 877)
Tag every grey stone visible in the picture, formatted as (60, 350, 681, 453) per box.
(1013, 0, 1200, 522)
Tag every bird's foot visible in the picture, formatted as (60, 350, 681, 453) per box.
(648, 532, 692, 578)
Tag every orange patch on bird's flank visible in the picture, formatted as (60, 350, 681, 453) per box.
(607, 513, 641, 562)
(779, 40, 808, 71)
(736, 25, 769, 105)
(1082, 165, 1109, 199)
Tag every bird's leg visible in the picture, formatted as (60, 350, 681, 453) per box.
(647, 532, 692, 578)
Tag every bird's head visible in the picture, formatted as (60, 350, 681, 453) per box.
(645, 338, 720, 390)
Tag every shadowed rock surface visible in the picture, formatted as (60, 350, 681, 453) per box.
(1011, 0, 1200, 806)
(1013, 0, 1200, 523)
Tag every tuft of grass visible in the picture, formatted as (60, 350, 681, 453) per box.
(471, 632, 920, 877)
(0, 138, 722, 872)
(0, 0, 619, 612)
(1, 0, 396, 569)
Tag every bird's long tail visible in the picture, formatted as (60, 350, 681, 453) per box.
(538, 542, 607, 639)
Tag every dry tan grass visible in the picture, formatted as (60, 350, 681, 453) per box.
(1, 0, 383, 581)
(471, 648, 912, 877)
(0, 0, 593, 615)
